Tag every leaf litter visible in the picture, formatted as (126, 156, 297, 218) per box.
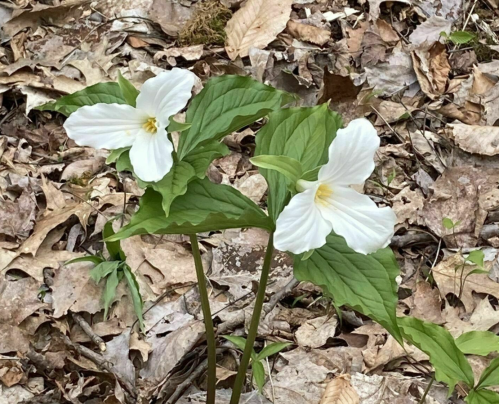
(1, 0, 499, 403)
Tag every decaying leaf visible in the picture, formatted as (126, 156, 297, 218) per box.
(411, 42, 450, 99)
(445, 124, 499, 156)
(225, 0, 293, 59)
(287, 20, 330, 46)
(409, 16, 452, 46)
(320, 375, 359, 404)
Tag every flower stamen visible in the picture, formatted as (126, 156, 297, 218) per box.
(143, 117, 158, 134)
(315, 183, 332, 205)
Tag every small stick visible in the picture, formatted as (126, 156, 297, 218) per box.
(61, 334, 136, 399)
(72, 312, 106, 352)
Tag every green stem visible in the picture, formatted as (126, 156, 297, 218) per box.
(230, 234, 274, 404)
(419, 374, 435, 404)
(190, 234, 217, 404)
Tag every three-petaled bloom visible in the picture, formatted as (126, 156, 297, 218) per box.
(274, 118, 397, 255)
(64, 68, 197, 182)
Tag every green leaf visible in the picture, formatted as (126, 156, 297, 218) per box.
(90, 261, 121, 284)
(442, 217, 461, 230)
(398, 316, 474, 392)
(456, 331, 499, 356)
(177, 75, 295, 160)
(294, 233, 402, 344)
(117, 71, 139, 107)
(103, 221, 125, 261)
(122, 265, 144, 332)
(477, 357, 499, 389)
(449, 31, 476, 44)
(300, 166, 321, 182)
(103, 268, 120, 320)
(222, 335, 247, 351)
(66, 255, 104, 266)
(467, 250, 485, 268)
(252, 360, 266, 392)
(250, 155, 303, 185)
(255, 105, 342, 221)
(107, 178, 273, 240)
(182, 141, 230, 178)
(36, 82, 126, 116)
(115, 151, 197, 215)
(466, 389, 499, 404)
(168, 118, 192, 133)
(256, 342, 291, 361)
(106, 147, 130, 165)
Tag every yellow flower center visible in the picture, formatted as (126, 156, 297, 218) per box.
(143, 117, 158, 134)
(315, 183, 333, 205)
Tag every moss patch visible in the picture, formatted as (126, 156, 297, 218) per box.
(179, 0, 232, 47)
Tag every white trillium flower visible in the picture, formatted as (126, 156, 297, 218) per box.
(274, 118, 397, 255)
(63, 68, 197, 182)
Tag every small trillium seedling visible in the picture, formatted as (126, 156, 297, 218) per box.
(274, 118, 397, 255)
(63, 68, 197, 182)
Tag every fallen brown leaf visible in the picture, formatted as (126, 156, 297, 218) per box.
(225, 0, 292, 59)
(445, 123, 499, 156)
(411, 42, 450, 99)
(320, 375, 359, 404)
(287, 20, 330, 46)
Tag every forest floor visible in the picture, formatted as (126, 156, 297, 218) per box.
(1, 0, 499, 403)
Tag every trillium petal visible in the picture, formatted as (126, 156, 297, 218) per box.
(275, 185, 333, 254)
(64, 104, 147, 149)
(136, 68, 197, 126)
(129, 128, 174, 182)
(318, 186, 397, 254)
(318, 118, 379, 186)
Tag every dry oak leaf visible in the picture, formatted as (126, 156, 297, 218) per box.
(411, 42, 450, 99)
(225, 0, 293, 60)
(320, 375, 359, 404)
(287, 20, 331, 46)
(433, 253, 499, 313)
(445, 124, 499, 156)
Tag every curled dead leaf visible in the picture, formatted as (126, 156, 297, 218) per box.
(287, 20, 331, 46)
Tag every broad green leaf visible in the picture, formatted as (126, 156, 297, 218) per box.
(252, 360, 266, 392)
(177, 75, 295, 160)
(467, 250, 485, 268)
(103, 268, 120, 319)
(168, 119, 192, 133)
(250, 155, 303, 185)
(90, 261, 121, 284)
(256, 342, 291, 361)
(223, 335, 248, 351)
(478, 357, 499, 389)
(466, 389, 499, 404)
(443, 217, 460, 230)
(449, 31, 475, 44)
(36, 82, 126, 116)
(122, 265, 144, 332)
(182, 141, 230, 178)
(294, 233, 402, 343)
(107, 178, 273, 240)
(115, 151, 197, 215)
(106, 147, 130, 164)
(103, 221, 125, 261)
(117, 72, 139, 107)
(66, 255, 104, 266)
(398, 316, 474, 392)
(255, 105, 342, 220)
(301, 166, 321, 182)
(456, 331, 499, 356)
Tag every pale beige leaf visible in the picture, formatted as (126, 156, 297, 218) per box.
(320, 375, 359, 404)
(225, 0, 293, 60)
(445, 123, 499, 156)
(287, 20, 330, 46)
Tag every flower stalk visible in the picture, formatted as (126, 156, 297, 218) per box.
(189, 234, 217, 404)
(230, 234, 274, 404)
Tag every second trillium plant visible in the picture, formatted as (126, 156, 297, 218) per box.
(41, 68, 481, 404)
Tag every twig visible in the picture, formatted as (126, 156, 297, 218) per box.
(71, 312, 106, 352)
(164, 347, 228, 404)
(61, 334, 136, 399)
